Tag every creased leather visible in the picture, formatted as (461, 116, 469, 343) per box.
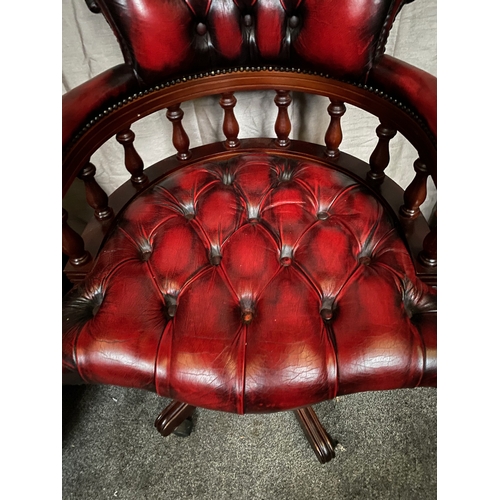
(369, 54, 437, 138)
(93, 0, 403, 83)
(63, 154, 436, 413)
(62, 64, 138, 150)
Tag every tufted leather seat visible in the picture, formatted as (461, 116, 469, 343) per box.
(63, 153, 436, 414)
(63, 0, 436, 463)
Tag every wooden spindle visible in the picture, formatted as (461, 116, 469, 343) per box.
(116, 128, 148, 184)
(166, 104, 191, 160)
(77, 162, 113, 221)
(419, 205, 437, 266)
(220, 92, 240, 149)
(400, 158, 429, 218)
(368, 122, 397, 180)
(419, 225, 437, 267)
(274, 90, 292, 147)
(62, 209, 91, 267)
(324, 99, 346, 159)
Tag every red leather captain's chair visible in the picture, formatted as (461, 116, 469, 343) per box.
(62, 0, 437, 463)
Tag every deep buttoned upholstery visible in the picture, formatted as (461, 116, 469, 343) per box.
(63, 0, 436, 150)
(63, 154, 436, 414)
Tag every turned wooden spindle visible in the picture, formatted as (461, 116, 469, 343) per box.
(220, 92, 240, 148)
(62, 208, 91, 267)
(324, 99, 346, 159)
(400, 158, 429, 218)
(116, 128, 148, 184)
(419, 204, 437, 267)
(274, 90, 292, 147)
(419, 225, 437, 267)
(166, 104, 192, 160)
(368, 122, 397, 180)
(77, 162, 113, 221)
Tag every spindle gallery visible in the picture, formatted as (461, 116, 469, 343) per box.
(63, 0, 436, 466)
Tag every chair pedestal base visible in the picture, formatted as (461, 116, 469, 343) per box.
(294, 407, 337, 464)
(154, 400, 196, 437)
(155, 400, 336, 463)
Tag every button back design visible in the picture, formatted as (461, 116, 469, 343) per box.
(63, 153, 435, 414)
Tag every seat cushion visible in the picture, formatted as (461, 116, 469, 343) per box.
(63, 154, 436, 414)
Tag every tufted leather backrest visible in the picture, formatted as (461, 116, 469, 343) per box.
(96, 0, 408, 85)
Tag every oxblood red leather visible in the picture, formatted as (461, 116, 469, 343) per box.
(368, 54, 437, 138)
(63, 1, 436, 156)
(97, 0, 405, 84)
(62, 64, 138, 151)
(63, 154, 436, 414)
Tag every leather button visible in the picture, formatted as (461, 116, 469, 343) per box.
(240, 298, 255, 325)
(163, 295, 178, 319)
(241, 310, 254, 324)
(210, 254, 222, 266)
(138, 240, 152, 261)
(317, 211, 329, 220)
(248, 204, 259, 221)
(196, 22, 207, 36)
(280, 246, 293, 266)
(289, 15, 299, 29)
(140, 249, 152, 262)
(243, 14, 252, 27)
(320, 297, 334, 321)
(210, 246, 222, 266)
(280, 256, 292, 267)
(320, 307, 332, 321)
(359, 256, 371, 265)
(222, 171, 234, 185)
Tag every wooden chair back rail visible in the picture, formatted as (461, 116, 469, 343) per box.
(63, 73, 437, 282)
(62, 71, 436, 193)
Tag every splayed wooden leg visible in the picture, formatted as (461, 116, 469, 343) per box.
(294, 406, 337, 464)
(155, 400, 196, 437)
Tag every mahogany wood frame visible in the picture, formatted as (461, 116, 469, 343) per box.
(63, 69, 437, 286)
(63, 66, 437, 463)
(63, 70, 436, 188)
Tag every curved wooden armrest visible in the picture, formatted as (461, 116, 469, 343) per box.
(62, 64, 138, 153)
(369, 55, 437, 139)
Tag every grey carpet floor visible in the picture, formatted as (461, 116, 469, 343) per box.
(62, 385, 436, 500)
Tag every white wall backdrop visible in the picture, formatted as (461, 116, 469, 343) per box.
(62, 0, 437, 230)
